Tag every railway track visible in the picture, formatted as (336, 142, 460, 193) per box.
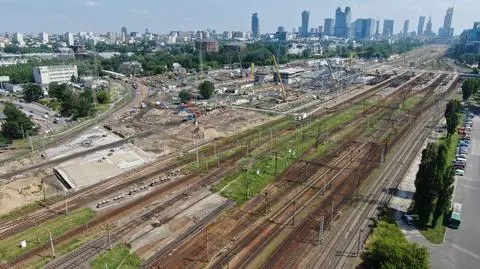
(0, 119, 291, 238)
(142, 72, 441, 269)
(3, 148, 250, 269)
(256, 74, 457, 269)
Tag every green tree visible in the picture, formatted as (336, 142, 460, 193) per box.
(22, 83, 43, 102)
(414, 143, 439, 227)
(364, 221, 430, 269)
(432, 167, 455, 227)
(1, 102, 36, 140)
(462, 78, 480, 100)
(179, 90, 192, 103)
(198, 81, 215, 99)
(446, 114, 459, 137)
(96, 89, 110, 104)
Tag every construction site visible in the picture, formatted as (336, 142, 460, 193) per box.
(0, 45, 470, 269)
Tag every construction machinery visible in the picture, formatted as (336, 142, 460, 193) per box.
(272, 55, 288, 103)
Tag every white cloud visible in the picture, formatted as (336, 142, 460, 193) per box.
(132, 9, 148, 14)
(85, 0, 98, 6)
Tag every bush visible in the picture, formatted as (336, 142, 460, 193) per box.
(364, 221, 429, 269)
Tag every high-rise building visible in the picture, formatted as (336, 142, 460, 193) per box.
(425, 17, 433, 35)
(318, 26, 324, 34)
(417, 16, 426, 36)
(33, 65, 78, 85)
(403, 19, 410, 37)
(375, 20, 380, 36)
(456, 22, 480, 54)
(383, 20, 395, 37)
(251, 13, 259, 38)
(12, 32, 24, 44)
(121, 26, 128, 43)
(65, 32, 74, 46)
(354, 19, 376, 40)
(439, 7, 454, 38)
(39, 32, 49, 44)
(301, 10, 310, 37)
(324, 18, 335, 36)
(334, 7, 351, 38)
(107, 32, 117, 42)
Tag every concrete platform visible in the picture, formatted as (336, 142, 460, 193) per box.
(50, 126, 155, 189)
(45, 125, 123, 160)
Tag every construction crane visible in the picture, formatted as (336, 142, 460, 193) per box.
(272, 55, 287, 102)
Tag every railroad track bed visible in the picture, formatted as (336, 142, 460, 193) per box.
(0, 72, 451, 269)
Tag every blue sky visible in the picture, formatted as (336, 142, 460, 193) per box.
(0, 0, 478, 34)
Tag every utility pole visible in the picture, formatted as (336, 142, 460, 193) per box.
(42, 178, 46, 201)
(264, 191, 268, 215)
(292, 200, 296, 226)
(330, 201, 334, 229)
(358, 228, 363, 256)
(49, 231, 56, 258)
(214, 141, 217, 159)
(103, 224, 114, 250)
(274, 152, 278, 177)
(205, 226, 209, 262)
(196, 139, 199, 167)
(318, 215, 324, 246)
(245, 166, 250, 200)
(64, 191, 68, 215)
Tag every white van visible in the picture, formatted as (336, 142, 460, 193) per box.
(455, 169, 465, 176)
(456, 158, 467, 163)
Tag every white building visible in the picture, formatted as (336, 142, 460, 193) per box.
(33, 65, 78, 85)
(65, 32, 74, 46)
(39, 32, 49, 44)
(13, 32, 24, 45)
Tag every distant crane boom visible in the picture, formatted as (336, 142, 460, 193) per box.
(272, 55, 287, 102)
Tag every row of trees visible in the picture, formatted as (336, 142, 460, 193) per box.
(364, 220, 429, 269)
(413, 99, 461, 227)
(462, 78, 480, 100)
(414, 142, 455, 227)
(1, 102, 36, 140)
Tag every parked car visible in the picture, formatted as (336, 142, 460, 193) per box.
(402, 214, 414, 225)
(455, 169, 465, 176)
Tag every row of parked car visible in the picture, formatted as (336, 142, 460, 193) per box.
(454, 112, 475, 176)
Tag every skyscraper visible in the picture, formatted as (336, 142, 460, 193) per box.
(121, 26, 128, 43)
(39, 32, 49, 44)
(383, 20, 395, 38)
(426, 17, 433, 34)
(403, 19, 410, 37)
(251, 13, 259, 38)
(324, 18, 335, 36)
(13, 32, 24, 45)
(65, 32, 74, 46)
(354, 19, 376, 40)
(376, 20, 380, 36)
(334, 7, 352, 38)
(417, 16, 426, 36)
(301, 11, 310, 37)
(439, 7, 454, 38)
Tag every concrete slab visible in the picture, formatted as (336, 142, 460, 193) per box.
(45, 125, 122, 160)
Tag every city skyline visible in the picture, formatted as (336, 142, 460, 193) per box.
(0, 0, 477, 34)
